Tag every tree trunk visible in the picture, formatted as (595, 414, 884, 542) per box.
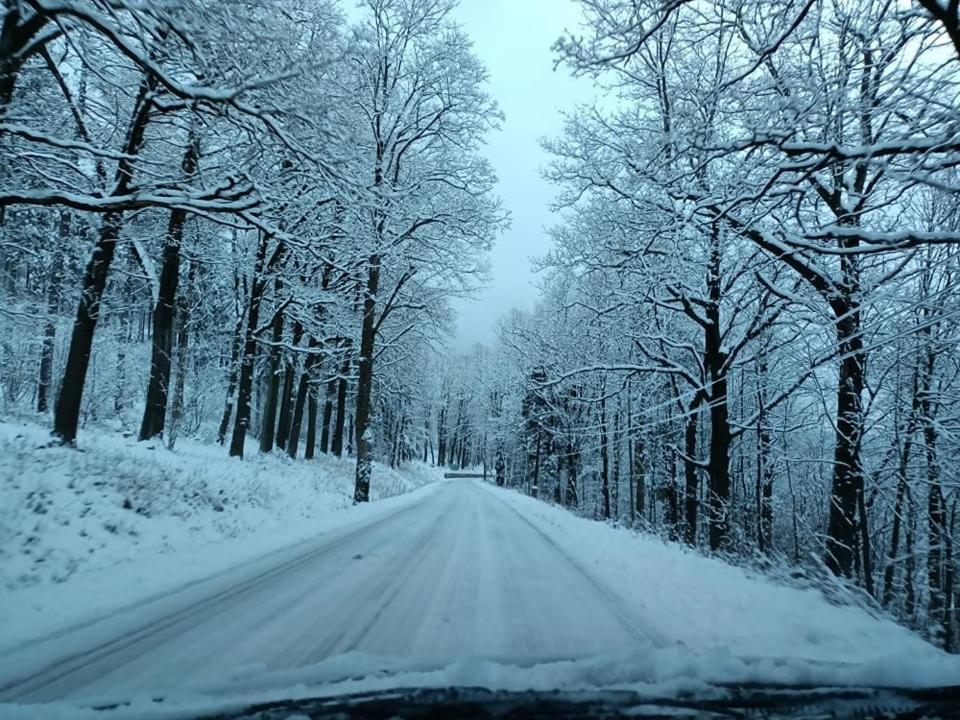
(276, 320, 302, 449)
(37, 211, 67, 413)
(566, 442, 579, 508)
(920, 339, 947, 645)
(705, 241, 731, 552)
(531, 428, 542, 498)
(599, 394, 610, 519)
(218, 241, 246, 445)
(437, 405, 447, 466)
(824, 304, 865, 577)
(228, 232, 271, 458)
(52, 74, 155, 444)
(217, 313, 244, 445)
(331, 350, 350, 458)
(258, 284, 285, 454)
(139, 140, 197, 441)
(683, 402, 700, 546)
(347, 412, 355, 455)
(287, 338, 317, 459)
(756, 354, 775, 554)
(611, 405, 621, 517)
(906, 497, 917, 619)
(353, 255, 380, 502)
(320, 376, 335, 453)
(53, 212, 123, 442)
(634, 437, 646, 519)
(883, 444, 912, 606)
(114, 266, 133, 417)
(166, 259, 192, 450)
(304, 382, 318, 459)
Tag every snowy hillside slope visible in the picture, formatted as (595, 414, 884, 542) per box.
(0, 418, 439, 652)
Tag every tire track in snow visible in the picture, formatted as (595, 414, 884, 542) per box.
(305, 489, 456, 659)
(0, 496, 431, 702)
(476, 482, 673, 650)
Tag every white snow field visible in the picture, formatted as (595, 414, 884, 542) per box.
(1, 446, 958, 717)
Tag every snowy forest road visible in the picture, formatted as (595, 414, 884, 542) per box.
(0, 480, 654, 704)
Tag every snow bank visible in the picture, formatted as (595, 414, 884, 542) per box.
(485, 484, 958, 683)
(0, 418, 438, 652)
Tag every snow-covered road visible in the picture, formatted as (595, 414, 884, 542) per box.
(0, 480, 657, 704)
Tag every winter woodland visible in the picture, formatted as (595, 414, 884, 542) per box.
(2, 0, 960, 653)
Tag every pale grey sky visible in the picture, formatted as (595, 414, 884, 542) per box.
(449, 0, 594, 349)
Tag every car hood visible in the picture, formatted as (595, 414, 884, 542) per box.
(2, 648, 959, 719)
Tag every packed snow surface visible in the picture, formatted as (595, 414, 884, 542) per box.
(1, 425, 957, 716)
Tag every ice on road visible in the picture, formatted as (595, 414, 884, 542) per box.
(0, 480, 654, 704)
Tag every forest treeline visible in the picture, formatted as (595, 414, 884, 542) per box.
(413, 0, 960, 653)
(0, 0, 503, 502)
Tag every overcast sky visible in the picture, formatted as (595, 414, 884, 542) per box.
(448, 0, 594, 350)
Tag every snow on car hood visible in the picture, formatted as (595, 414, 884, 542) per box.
(3, 646, 959, 720)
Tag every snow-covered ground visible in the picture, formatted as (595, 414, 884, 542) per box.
(1, 471, 958, 717)
(0, 418, 438, 653)
(2, 422, 958, 716)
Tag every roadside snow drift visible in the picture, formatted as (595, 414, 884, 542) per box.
(0, 418, 437, 653)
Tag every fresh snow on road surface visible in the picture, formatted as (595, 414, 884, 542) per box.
(0, 419, 436, 653)
(1, 477, 958, 716)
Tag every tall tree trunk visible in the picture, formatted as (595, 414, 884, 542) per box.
(683, 400, 701, 546)
(599, 393, 610, 519)
(756, 352, 774, 553)
(884, 354, 921, 605)
(218, 242, 245, 445)
(704, 240, 731, 552)
(824, 302, 866, 577)
(139, 140, 197, 441)
(906, 497, 918, 619)
(883, 440, 913, 606)
(531, 428, 542, 498)
(53, 211, 123, 442)
(611, 404, 621, 516)
(276, 320, 302, 448)
(919, 338, 948, 645)
(436, 405, 447, 466)
(286, 367, 308, 459)
(858, 477, 875, 596)
(229, 232, 271, 458)
(331, 349, 350, 458)
(114, 266, 134, 417)
(634, 438, 646, 519)
(320, 376, 335, 453)
(566, 442, 579, 508)
(218, 313, 244, 445)
(346, 412, 355, 456)
(52, 74, 156, 443)
(287, 338, 317, 459)
(304, 382, 318, 459)
(166, 259, 192, 450)
(627, 390, 635, 522)
(353, 255, 380, 502)
(259, 282, 285, 454)
(37, 211, 67, 413)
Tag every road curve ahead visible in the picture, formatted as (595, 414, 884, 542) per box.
(0, 480, 651, 704)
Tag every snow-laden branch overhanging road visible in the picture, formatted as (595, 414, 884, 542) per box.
(1, 480, 957, 709)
